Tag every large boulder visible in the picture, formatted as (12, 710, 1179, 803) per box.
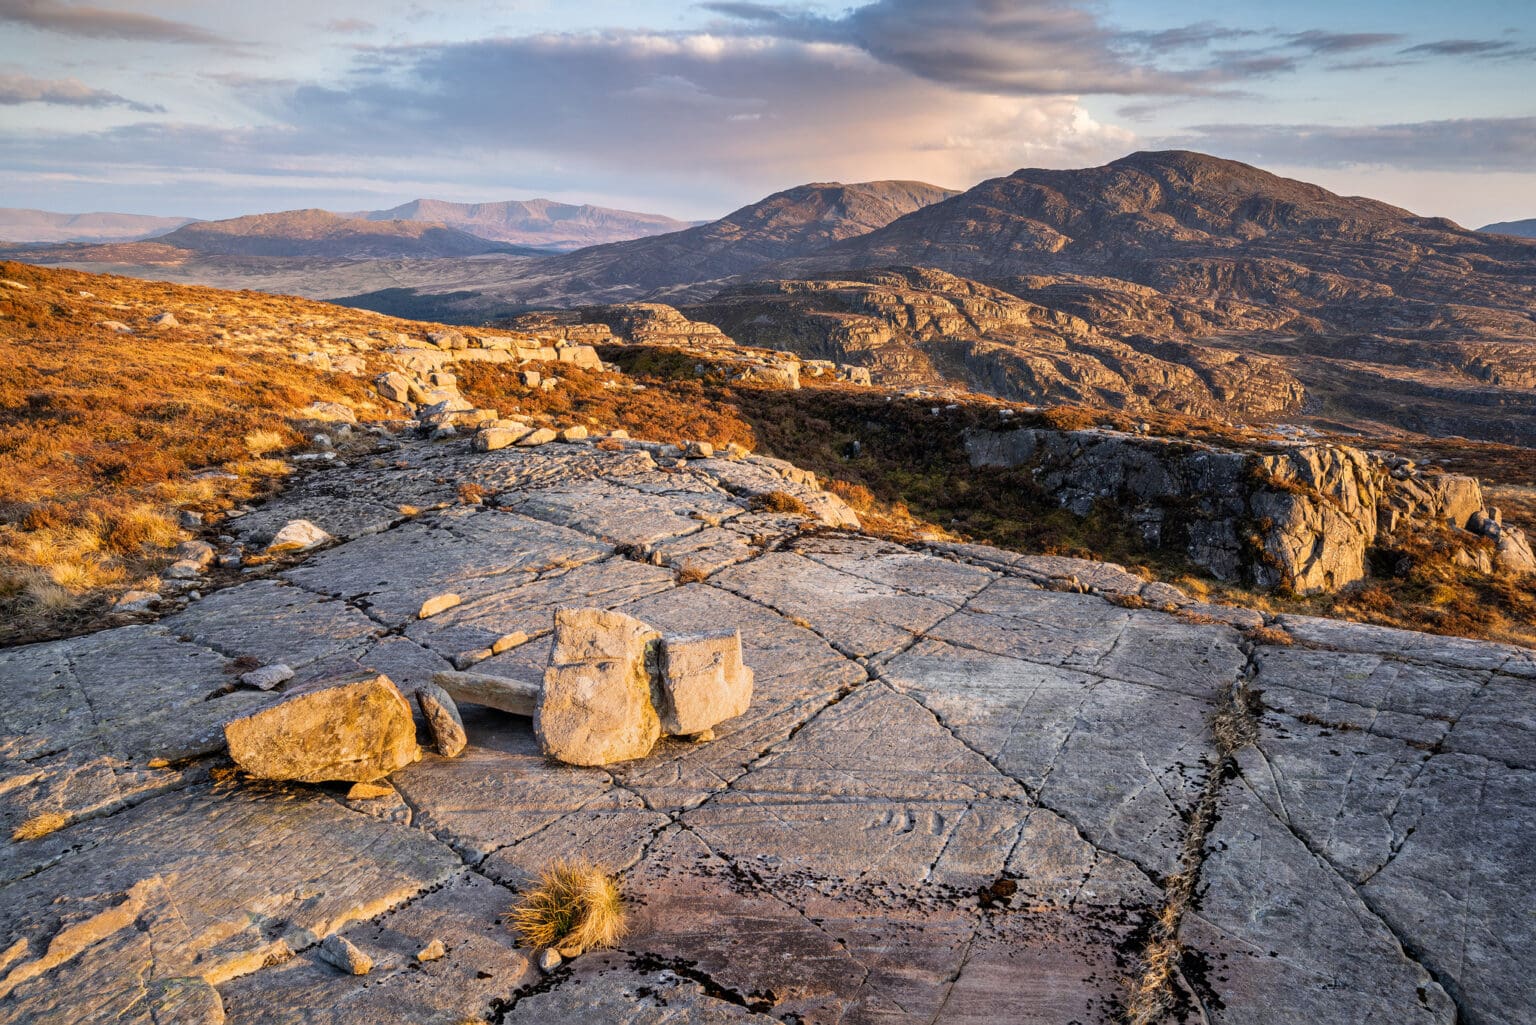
(657, 630, 753, 736)
(537, 609, 662, 766)
(223, 671, 422, 782)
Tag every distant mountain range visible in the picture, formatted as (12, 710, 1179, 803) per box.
(349, 198, 698, 251)
(7, 152, 1535, 444)
(152, 209, 536, 259)
(0, 208, 194, 244)
(1480, 218, 1536, 238)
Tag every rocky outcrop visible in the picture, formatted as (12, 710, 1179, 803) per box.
(966, 426, 1530, 590)
(687, 268, 1304, 418)
(2, 435, 1531, 1025)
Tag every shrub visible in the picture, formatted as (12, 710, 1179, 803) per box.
(507, 860, 626, 953)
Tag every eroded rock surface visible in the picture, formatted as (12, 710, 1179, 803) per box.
(0, 435, 1528, 1024)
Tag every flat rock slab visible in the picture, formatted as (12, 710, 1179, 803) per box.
(2, 436, 1531, 1025)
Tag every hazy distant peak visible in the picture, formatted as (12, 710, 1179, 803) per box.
(352, 197, 698, 250)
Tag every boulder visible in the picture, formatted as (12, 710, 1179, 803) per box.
(538, 609, 662, 766)
(266, 519, 332, 553)
(516, 427, 558, 447)
(416, 682, 468, 757)
(300, 401, 356, 424)
(1496, 527, 1536, 575)
(558, 425, 589, 442)
(474, 427, 527, 452)
(657, 630, 753, 737)
(223, 671, 422, 783)
(150, 312, 179, 327)
(375, 371, 415, 404)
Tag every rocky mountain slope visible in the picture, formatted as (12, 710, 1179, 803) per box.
(685, 267, 1304, 417)
(354, 198, 697, 251)
(783, 151, 1536, 340)
(0, 207, 194, 243)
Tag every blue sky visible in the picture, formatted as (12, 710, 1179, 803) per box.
(1, 0, 1532, 224)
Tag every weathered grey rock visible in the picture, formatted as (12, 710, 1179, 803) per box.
(375, 371, 414, 403)
(538, 608, 662, 766)
(239, 663, 293, 690)
(223, 671, 422, 783)
(415, 682, 467, 757)
(266, 519, 332, 553)
(432, 669, 539, 717)
(113, 589, 158, 612)
(558, 425, 589, 442)
(300, 401, 357, 424)
(657, 630, 753, 736)
(318, 934, 373, 976)
(149, 311, 179, 327)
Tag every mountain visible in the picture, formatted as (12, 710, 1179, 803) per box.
(335, 180, 959, 317)
(1481, 218, 1536, 238)
(353, 198, 697, 250)
(0, 208, 195, 244)
(153, 209, 533, 259)
(781, 150, 1536, 342)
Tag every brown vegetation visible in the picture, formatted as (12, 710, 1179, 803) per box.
(0, 261, 448, 642)
(507, 859, 626, 953)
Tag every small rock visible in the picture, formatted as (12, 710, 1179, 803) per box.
(418, 592, 462, 619)
(516, 427, 558, 447)
(416, 682, 468, 758)
(557, 425, 589, 442)
(345, 781, 396, 801)
(114, 590, 159, 613)
(685, 440, 714, 459)
(267, 519, 331, 553)
(474, 427, 527, 452)
(538, 949, 563, 973)
(163, 559, 203, 580)
(491, 631, 527, 655)
(417, 939, 446, 963)
(451, 648, 494, 669)
(179, 510, 204, 528)
(150, 312, 179, 327)
(319, 935, 372, 976)
(223, 671, 422, 783)
(174, 540, 216, 568)
(301, 401, 357, 424)
(519, 370, 542, 388)
(98, 320, 134, 334)
(240, 663, 294, 691)
(0, 279, 30, 290)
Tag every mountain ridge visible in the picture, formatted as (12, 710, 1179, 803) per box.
(352, 197, 699, 250)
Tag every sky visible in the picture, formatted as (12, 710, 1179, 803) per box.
(1, 0, 1533, 225)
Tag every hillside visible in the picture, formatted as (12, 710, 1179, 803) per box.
(356, 198, 697, 250)
(154, 209, 530, 259)
(1481, 217, 1536, 238)
(1, 260, 1532, 1025)
(0, 207, 195, 244)
(332, 180, 959, 317)
(783, 151, 1536, 341)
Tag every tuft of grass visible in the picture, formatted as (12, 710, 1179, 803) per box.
(675, 564, 709, 584)
(12, 811, 69, 842)
(506, 859, 626, 954)
(753, 490, 808, 515)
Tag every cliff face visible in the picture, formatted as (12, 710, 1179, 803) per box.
(688, 268, 1304, 418)
(966, 427, 1531, 592)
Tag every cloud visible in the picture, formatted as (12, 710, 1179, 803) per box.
(324, 18, 374, 35)
(702, 0, 1225, 96)
(1400, 38, 1526, 57)
(1283, 30, 1404, 54)
(0, 72, 162, 112)
(0, 30, 1136, 217)
(0, 0, 228, 43)
(1164, 116, 1536, 173)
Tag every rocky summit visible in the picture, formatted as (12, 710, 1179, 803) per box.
(1, 429, 1531, 1025)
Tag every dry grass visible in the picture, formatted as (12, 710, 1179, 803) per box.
(506, 859, 626, 953)
(0, 260, 486, 643)
(753, 490, 809, 515)
(11, 812, 68, 842)
(675, 564, 710, 584)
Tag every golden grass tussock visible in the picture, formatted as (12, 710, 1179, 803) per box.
(506, 859, 626, 953)
(11, 812, 69, 842)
